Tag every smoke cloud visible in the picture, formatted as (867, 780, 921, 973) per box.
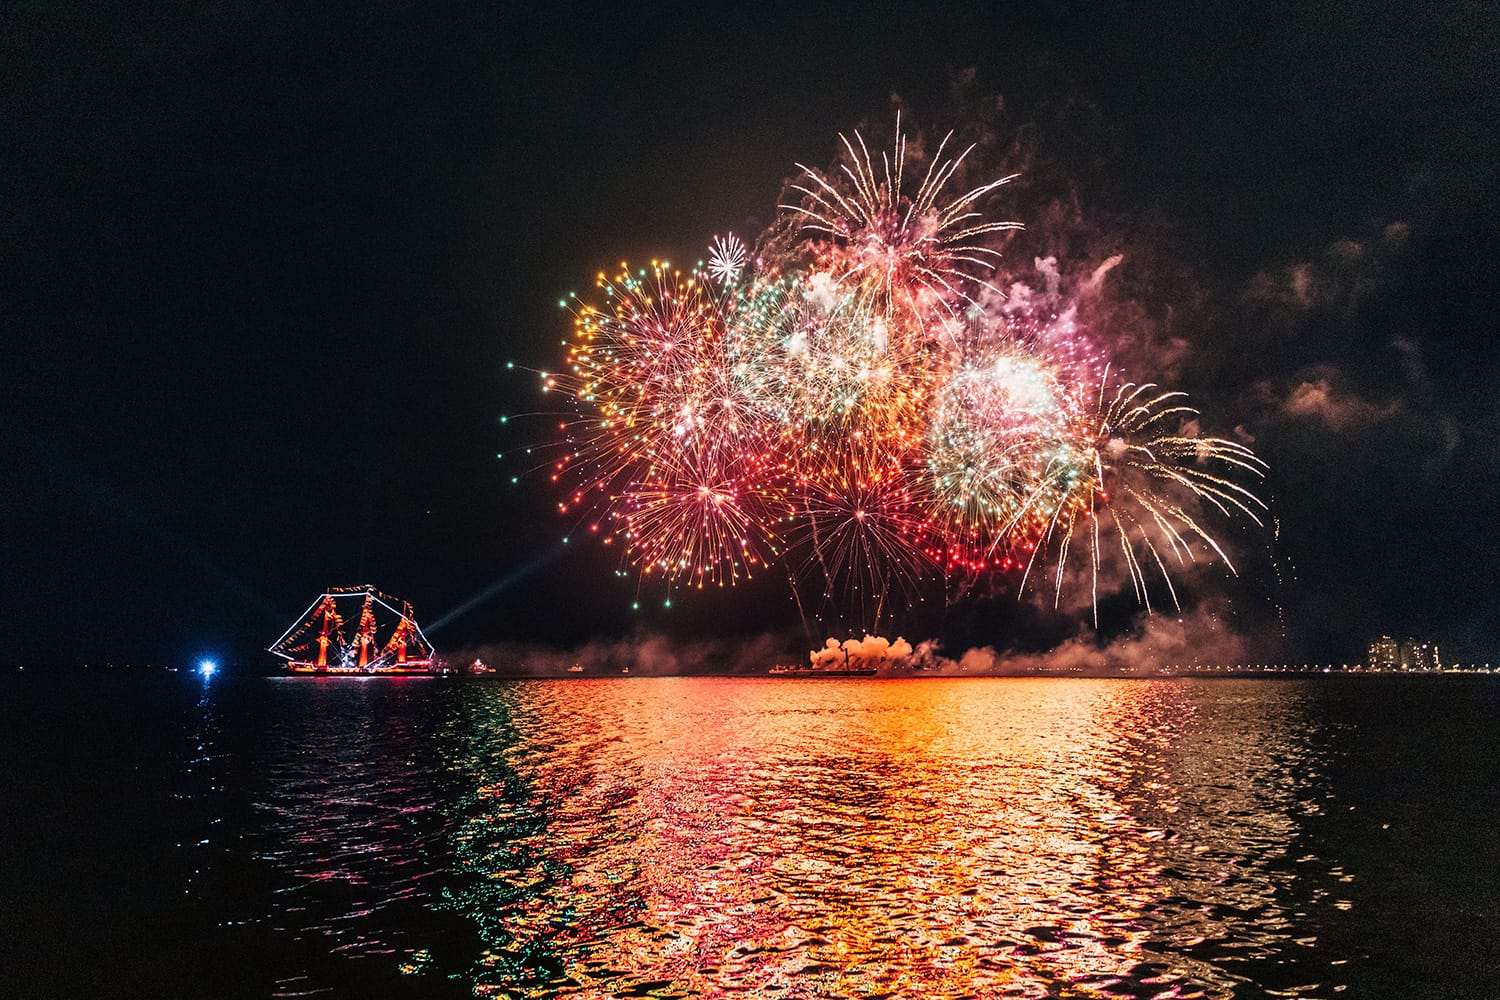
(809, 634, 915, 669)
(1282, 375, 1401, 433)
(449, 607, 1265, 679)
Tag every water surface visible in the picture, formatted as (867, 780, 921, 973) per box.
(3, 674, 1497, 998)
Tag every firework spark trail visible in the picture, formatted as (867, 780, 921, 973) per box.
(1016, 374, 1271, 625)
(533, 122, 1267, 629)
(780, 450, 939, 634)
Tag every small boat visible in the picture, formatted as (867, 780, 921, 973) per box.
(568, 664, 584, 674)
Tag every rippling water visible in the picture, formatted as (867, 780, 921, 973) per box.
(3, 674, 1498, 998)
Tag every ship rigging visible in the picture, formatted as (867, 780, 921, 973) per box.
(269, 585, 436, 674)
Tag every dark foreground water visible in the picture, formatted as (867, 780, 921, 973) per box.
(2, 675, 1498, 999)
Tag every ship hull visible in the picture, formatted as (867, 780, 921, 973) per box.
(285, 660, 436, 676)
(768, 667, 879, 677)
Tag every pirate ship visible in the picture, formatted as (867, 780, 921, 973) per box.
(269, 586, 436, 674)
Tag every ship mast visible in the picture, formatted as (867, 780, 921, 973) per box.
(355, 590, 378, 669)
(382, 602, 418, 664)
(314, 594, 342, 669)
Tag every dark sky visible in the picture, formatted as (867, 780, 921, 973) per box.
(4, 1, 1497, 666)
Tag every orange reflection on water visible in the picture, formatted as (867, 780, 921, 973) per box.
(442, 678, 1329, 998)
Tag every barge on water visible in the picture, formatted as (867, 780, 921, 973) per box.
(270, 585, 436, 675)
(768, 663, 879, 677)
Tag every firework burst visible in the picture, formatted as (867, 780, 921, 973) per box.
(778, 117, 1022, 324)
(548, 262, 784, 587)
(921, 344, 1082, 573)
(529, 120, 1268, 631)
(1019, 375, 1269, 622)
(706, 233, 748, 285)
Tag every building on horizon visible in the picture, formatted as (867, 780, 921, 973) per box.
(1366, 635, 1442, 671)
(1368, 635, 1399, 669)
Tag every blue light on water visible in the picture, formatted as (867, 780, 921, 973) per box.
(198, 659, 217, 679)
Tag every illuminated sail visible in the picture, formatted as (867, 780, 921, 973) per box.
(269, 586, 435, 674)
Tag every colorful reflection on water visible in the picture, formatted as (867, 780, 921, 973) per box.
(214, 677, 1499, 998)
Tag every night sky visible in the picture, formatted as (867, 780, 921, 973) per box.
(4, 1, 1497, 667)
